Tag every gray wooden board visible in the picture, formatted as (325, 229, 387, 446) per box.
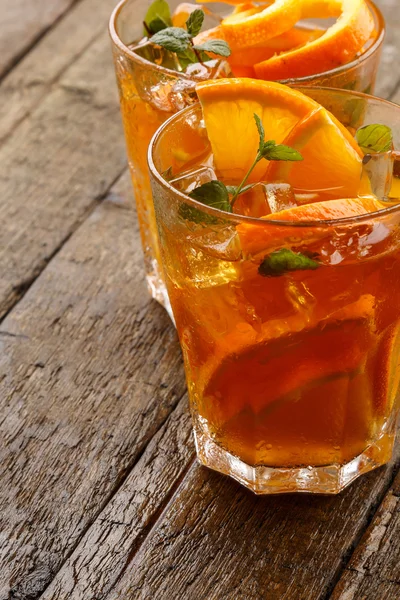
(0, 0, 77, 79)
(0, 0, 119, 145)
(40, 399, 195, 599)
(100, 452, 400, 600)
(374, 0, 400, 99)
(0, 190, 185, 598)
(0, 31, 127, 320)
(331, 472, 400, 599)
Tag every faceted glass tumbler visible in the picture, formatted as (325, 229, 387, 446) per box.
(109, 0, 384, 319)
(148, 88, 400, 494)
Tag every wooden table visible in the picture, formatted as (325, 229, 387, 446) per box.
(1, 1, 399, 598)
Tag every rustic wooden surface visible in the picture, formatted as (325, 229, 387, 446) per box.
(0, 1, 399, 599)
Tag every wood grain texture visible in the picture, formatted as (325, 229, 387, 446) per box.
(374, 0, 400, 99)
(331, 472, 400, 599)
(103, 453, 400, 600)
(0, 0, 119, 144)
(0, 0, 77, 79)
(0, 31, 126, 320)
(0, 187, 184, 598)
(40, 398, 195, 599)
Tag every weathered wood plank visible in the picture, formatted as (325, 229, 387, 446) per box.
(0, 0, 119, 144)
(331, 472, 400, 599)
(374, 0, 400, 99)
(0, 31, 126, 320)
(0, 186, 184, 598)
(0, 0, 77, 79)
(101, 452, 400, 600)
(40, 398, 195, 599)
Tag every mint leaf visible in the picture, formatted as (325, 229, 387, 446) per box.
(151, 27, 191, 53)
(258, 249, 320, 277)
(147, 16, 170, 33)
(189, 180, 232, 212)
(144, 0, 172, 35)
(186, 9, 204, 37)
(178, 203, 219, 225)
(261, 143, 303, 162)
(355, 124, 393, 154)
(178, 180, 232, 225)
(193, 39, 231, 57)
(254, 114, 265, 153)
(176, 48, 198, 68)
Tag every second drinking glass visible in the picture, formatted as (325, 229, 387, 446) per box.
(110, 0, 385, 316)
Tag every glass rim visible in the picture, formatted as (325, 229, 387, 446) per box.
(148, 87, 400, 229)
(109, 0, 385, 85)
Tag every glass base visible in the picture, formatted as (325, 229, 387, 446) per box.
(194, 422, 393, 495)
(146, 265, 175, 324)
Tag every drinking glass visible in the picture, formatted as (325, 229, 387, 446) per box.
(110, 0, 385, 317)
(148, 88, 400, 494)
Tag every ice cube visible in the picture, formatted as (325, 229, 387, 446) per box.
(360, 150, 394, 201)
(167, 79, 198, 112)
(265, 183, 298, 213)
(185, 59, 232, 81)
(170, 167, 217, 193)
(132, 40, 232, 111)
(233, 183, 297, 218)
(188, 225, 242, 264)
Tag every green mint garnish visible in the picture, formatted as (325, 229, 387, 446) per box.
(148, 5, 230, 64)
(229, 113, 303, 205)
(355, 124, 393, 155)
(193, 40, 231, 58)
(174, 113, 302, 225)
(186, 9, 204, 37)
(189, 180, 232, 213)
(151, 27, 191, 53)
(143, 0, 172, 35)
(258, 249, 320, 277)
(178, 181, 231, 225)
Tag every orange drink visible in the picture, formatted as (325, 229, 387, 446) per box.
(110, 0, 384, 316)
(148, 81, 400, 494)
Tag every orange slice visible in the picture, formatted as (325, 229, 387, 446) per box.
(202, 294, 376, 422)
(229, 25, 324, 70)
(195, 78, 319, 183)
(266, 106, 363, 199)
(373, 322, 400, 414)
(254, 0, 375, 79)
(238, 196, 389, 255)
(220, 0, 303, 51)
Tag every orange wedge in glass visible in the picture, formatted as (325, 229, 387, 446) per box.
(266, 106, 363, 199)
(238, 196, 389, 256)
(202, 294, 376, 422)
(195, 78, 319, 182)
(254, 0, 375, 79)
(219, 0, 303, 51)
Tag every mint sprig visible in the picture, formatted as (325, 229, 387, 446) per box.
(189, 180, 232, 213)
(175, 113, 303, 225)
(151, 27, 192, 53)
(147, 4, 230, 64)
(186, 9, 204, 37)
(193, 40, 231, 58)
(355, 124, 393, 155)
(258, 249, 320, 277)
(143, 0, 172, 35)
(230, 113, 303, 205)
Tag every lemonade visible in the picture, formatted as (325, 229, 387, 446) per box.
(110, 0, 384, 312)
(148, 80, 400, 493)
